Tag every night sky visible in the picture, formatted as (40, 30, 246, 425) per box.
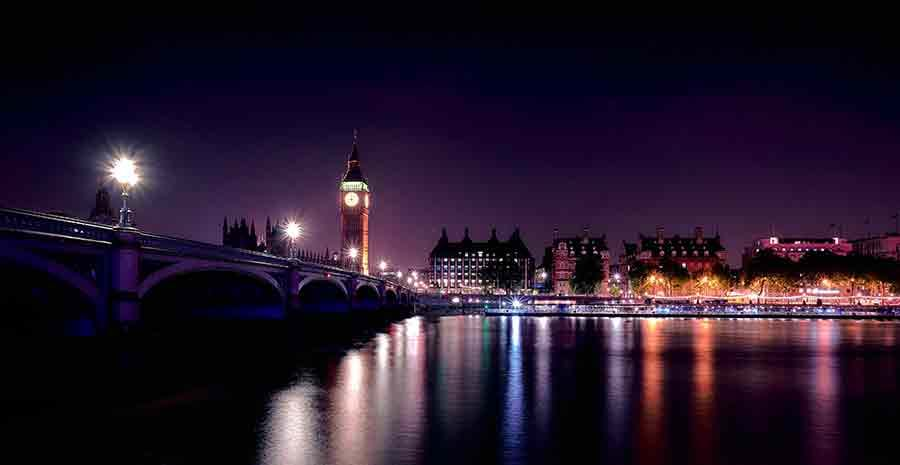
(3, 16, 899, 268)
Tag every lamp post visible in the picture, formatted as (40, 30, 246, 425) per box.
(284, 221, 302, 259)
(110, 157, 139, 228)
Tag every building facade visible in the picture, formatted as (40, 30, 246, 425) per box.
(851, 234, 900, 260)
(743, 236, 852, 265)
(339, 131, 371, 275)
(624, 226, 726, 274)
(547, 228, 610, 295)
(428, 228, 534, 293)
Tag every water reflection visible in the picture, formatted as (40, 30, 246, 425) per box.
(260, 317, 900, 465)
(692, 320, 715, 465)
(637, 319, 666, 465)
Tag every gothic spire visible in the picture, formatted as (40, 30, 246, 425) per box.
(342, 129, 367, 184)
(349, 128, 360, 162)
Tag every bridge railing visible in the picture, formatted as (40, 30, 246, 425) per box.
(0, 208, 115, 243)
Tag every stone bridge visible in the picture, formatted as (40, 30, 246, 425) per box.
(0, 208, 415, 334)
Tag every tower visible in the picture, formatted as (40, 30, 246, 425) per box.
(339, 130, 370, 274)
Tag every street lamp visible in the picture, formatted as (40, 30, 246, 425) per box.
(110, 157, 139, 228)
(348, 247, 359, 271)
(284, 221, 301, 258)
(379, 260, 388, 273)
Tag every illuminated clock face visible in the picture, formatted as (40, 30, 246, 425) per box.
(344, 192, 359, 207)
(364, 194, 370, 208)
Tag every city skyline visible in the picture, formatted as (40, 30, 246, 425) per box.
(3, 18, 900, 269)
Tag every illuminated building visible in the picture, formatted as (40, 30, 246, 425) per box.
(546, 227, 610, 295)
(624, 226, 726, 274)
(339, 130, 371, 274)
(743, 235, 852, 265)
(851, 233, 900, 260)
(428, 227, 534, 293)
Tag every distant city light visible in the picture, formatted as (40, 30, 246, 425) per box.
(379, 260, 387, 271)
(397, 271, 403, 278)
(411, 271, 418, 279)
(407, 277, 413, 284)
(540, 271, 548, 280)
(451, 297, 460, 304)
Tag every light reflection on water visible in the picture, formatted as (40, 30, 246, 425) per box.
(260, 316, 900, 465)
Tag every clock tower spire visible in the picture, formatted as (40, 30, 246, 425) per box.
(339, 129, 370, 274)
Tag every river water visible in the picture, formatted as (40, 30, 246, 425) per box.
(4, 316, 899, 464)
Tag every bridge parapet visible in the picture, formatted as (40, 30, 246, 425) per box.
(0, 208, 114, 243)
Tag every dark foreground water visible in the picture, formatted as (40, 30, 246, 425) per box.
(4, 316, 900, 464)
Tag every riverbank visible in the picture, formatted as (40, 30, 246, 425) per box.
(484, 309, 900, 319)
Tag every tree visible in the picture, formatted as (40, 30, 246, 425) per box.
(745, 249, 798, 297)
(570, 254, 605, 295)
(628, 261, 651, 294)
(657, 258, 691, 296)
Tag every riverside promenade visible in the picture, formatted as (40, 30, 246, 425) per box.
(484, 303, 900, 319)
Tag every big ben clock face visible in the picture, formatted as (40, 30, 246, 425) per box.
(344, 192, 359, 207)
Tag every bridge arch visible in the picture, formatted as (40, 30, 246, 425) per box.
(384, 288, 398, 305)
(0, 244, 100, 335)
(297, 276, 350, 313)
(297, 276, 349, 299)
(138, 262, 287, 324)
(139, 262, 285, 301)
(0, 244, 99, 304)
(352, 283, 381, 311)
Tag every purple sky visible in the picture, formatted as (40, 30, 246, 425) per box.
(2, 18, 899, 268)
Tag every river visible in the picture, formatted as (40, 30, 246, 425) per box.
(3, 315, 899, 464)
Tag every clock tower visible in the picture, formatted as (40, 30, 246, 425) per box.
(339, 130, 370, 275)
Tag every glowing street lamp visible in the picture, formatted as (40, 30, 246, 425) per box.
(379, 260, 388, 272)
(110, 157, 139, 227)
(284, 221, 302, 258)
(347, 247, 359, 271)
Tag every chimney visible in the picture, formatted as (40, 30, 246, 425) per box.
(695, 226, 704, 242)
(553, 227, 559, 241)
(656, 226, 664, 242)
